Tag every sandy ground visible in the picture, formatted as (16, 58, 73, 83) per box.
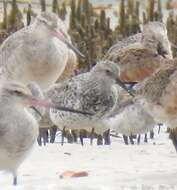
(0, 126, 177, 190)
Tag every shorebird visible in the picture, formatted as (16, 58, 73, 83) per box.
(116, 58, 177, 136)
(0, 81, 94, 185)
(48, 60, 131, 136)
(0, 12, 83, 90)
(124, 59, 177, 150)
(104, 22, 173, 83)
(101, 86, 155, 145)
(108, 100, 155, 139)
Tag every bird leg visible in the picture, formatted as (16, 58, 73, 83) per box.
(90, 128, 95, 145)
(71, 130, 78, 143)
(129, 135, 134, 145)
(79, 130, 84, 146)
(144, 134, 148, 143)
(158, 123, 162, 134)
(150, 130, 154, 139)
(104, 129, 111, 145)
(43, 129, 48, 146)
(123, 135, 129, 145)
(66, 130, 74, 144)
(61, 127, 66, 146)
(13, 175, 17, 186)
(37, 129, 42, 146)
(50, 126, 57, 143)
(137, 134, 141, 144)
(97, 135, 103, 145)
(169, 130, 177, 152)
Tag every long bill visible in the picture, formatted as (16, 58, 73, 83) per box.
(52, 30, 85, 58)
(27, 96, 93, 116)
(115, 78, 135, 97)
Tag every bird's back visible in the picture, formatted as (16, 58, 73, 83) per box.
(48, 72, 115, 117)
(104, 33, 142, 59)
(103, 33, 164, 82)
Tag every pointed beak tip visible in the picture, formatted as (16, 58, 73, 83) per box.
(53, 30, 85, 59)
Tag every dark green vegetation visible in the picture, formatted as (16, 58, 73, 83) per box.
(0, 0, 177, 67)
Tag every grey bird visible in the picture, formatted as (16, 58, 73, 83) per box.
(109, 102, 155, 138)
(0, 81, 93, 185)
(104, 21, 172, 83)
(48, 60, 131, 135)
(0, 12, 83, 90)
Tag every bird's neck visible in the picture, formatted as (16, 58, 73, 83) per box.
(142, 35, 158, 53)
(31, 23, 51, 41)
(93, 71, 115, 83)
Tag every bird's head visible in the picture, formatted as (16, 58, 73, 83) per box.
(142, 21, 173, 59)
(92, 61, 134, 97)
(1, 82, 54, 108)
(36, 12, 85, 58)
(1, 82, 94, 116)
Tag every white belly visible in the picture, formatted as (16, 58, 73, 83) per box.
(50, 110, 109, 135)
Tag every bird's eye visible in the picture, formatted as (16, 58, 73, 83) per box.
(106, 70, 111, 74)
(13, 90, 23, 96)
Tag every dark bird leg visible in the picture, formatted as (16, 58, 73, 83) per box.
(13, 175, 17, 186)
(50, 126, 57, 143)
(129, 135, 134, 145)
(97, 135, 103, 145)
(144, 133, 148, 143)
(67, 131, 74, 144)
(71, 130, 78, 143)
(79, 130, 84, 146)
(169, 130, 177, 152)
(150, 130, 154, 139)
(158, 123, 162, 134)
(61, 127, 66, 146)
(104, 129, 111, 145)
(42, 128, 48, 146)
(123, 135, 129, 145)
(37, 128, 42, 146)
(45, 130, 49, 143)
(137, 134, 141, 144)
(90, 128, 95, 145)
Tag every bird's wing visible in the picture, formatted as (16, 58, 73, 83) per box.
(0, 27, 29, 63)
(104, 33, 142, 60)
(135, 59, 176, 104)
(159, 59, 177, 115)
(47, 73, 114, 116)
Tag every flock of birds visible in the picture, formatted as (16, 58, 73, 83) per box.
(0, 11, 176, 185)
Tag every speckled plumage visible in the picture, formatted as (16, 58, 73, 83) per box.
(132, 59, 177, 128)
(48, 61, 122, 134)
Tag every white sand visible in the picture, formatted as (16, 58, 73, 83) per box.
(0, 126, 177, 190)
